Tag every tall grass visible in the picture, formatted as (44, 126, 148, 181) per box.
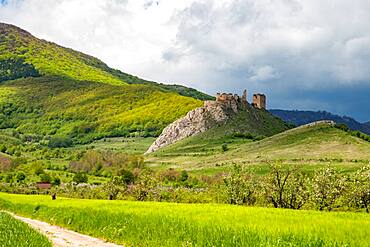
(0, 193, 369, 246)
(0, 211, 51, 247)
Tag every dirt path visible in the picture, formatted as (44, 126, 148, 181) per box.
(11, 213, 122, 247)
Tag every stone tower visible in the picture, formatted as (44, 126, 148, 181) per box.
(242, 89, 247, 103)
(253, 94, 266, 109)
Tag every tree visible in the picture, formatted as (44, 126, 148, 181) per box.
(224, 164, 258, 205)
(120, 169, 135, 185)
(16, 172, 26, 183)
(349, 165, 370, 213)
(73, 172, 88, 184)
(133, 170, 157, 201)
(48, 136, 73, 148)
(33, 162, 45, 176)
(5, 173, 13, 183)
(39, 173, 51, 183)
(312, 167, 347, 211)
(221, 143, 229, 152)
(179, 170, 189, 182)
(264, 164, 309, 209)
(51, 177, 61, 186)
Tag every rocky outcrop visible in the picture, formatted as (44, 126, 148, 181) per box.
(145, 98, 245, 154)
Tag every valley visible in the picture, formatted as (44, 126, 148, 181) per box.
(0, 22, 369, 246)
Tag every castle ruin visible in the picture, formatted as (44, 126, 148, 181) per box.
(252, 93, 266, 109)
(146, 89, 268, 153)
(205, 89, 266, 110)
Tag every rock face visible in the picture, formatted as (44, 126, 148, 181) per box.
(145, 97, 245, 154)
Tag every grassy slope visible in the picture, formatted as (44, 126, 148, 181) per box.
(0, 22, 212, 100)
(0, 76, 202, 142)
(0, 193, 369, 246)
(147, 122, 370, 174)
(0, 211, 51, 247)
(0, 23, 124, 85)
(152, 106, 290, 155)
(0, 23, 210, 144)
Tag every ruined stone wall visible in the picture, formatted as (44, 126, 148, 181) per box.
(253, 94, 266, 109)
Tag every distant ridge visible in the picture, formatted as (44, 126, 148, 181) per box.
(270, 109, 370, 135)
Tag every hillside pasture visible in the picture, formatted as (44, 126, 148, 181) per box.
(147, 122, 370, 175)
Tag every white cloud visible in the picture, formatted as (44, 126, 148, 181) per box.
(1, 0, 370, 119)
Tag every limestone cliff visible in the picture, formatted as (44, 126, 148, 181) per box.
(145, 97, 246, 154)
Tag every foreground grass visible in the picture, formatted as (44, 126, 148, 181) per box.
(0, 193, 369, 246)
(0, 211, 51, 247)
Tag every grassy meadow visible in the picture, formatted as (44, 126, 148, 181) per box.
(147, 122, 370, 175)
(0, 211, 51, 247)
(0, 193, 369, 247)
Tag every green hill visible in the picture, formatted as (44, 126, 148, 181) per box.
(147, 122, 370, 173)
(0, 23, 212, 100)
(0, 23, 209, 145)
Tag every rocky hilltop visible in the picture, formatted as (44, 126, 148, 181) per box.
(146, 91, 289, 153)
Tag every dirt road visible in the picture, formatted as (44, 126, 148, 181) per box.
(11, 213, 122, 247)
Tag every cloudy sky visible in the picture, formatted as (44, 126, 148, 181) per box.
(1, 0, 370, 121)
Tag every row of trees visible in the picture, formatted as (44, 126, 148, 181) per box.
(224, 164, 370, 212)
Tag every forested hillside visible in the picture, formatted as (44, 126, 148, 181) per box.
(0, 23, 209, 146)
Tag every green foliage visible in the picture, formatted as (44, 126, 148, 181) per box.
(221, 143, 229, 152)
(348, 165, 370, 212)
(51, 177, 61, 186)
(48, 136, 72, 148)
(69, 150, 144, 176)
(264, 164, 310, 209)
(73, 172, 88, 184)
(118, 169, 135, 185)
(179, 170, 189, 182)
(0, 76, 203, 145)
(16, 171, 26, 182)
(224, 164, 257, 205)
(0, 212, 51, 247)
(0, 57, 40, 82)
(39, 173, 51, 183)
(312, 167, 347, 211)
(0, 23, 208, 147)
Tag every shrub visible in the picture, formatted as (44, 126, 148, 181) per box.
(119, 169, 135, 185)
(48, 136, 73, 148)
(179, 170, 189, 182)
(16, 172, 26, 182)
(51, 177, 61, 186)
(73, 172, 88, 184)
(221, 143, 229, 152)
(39, 173, 51, 183)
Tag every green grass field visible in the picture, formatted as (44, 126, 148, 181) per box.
(0, 211, 51, 247)
(0, 193, 369, 246)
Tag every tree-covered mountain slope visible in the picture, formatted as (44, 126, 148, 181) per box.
(0, 76, 202, 144)
(0, 22, 212, 100)
(270, 109, 370, 134)
(0, 23, 210, 145)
